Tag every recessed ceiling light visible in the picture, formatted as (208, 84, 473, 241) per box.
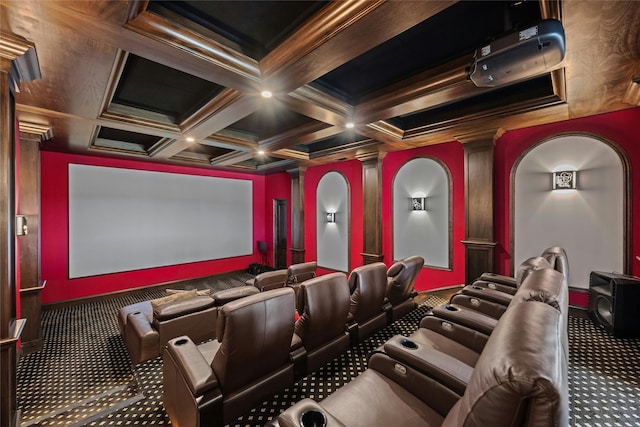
(257, 150, 265, 155)
(261, 90, 272, 98)
(185, 137, 195, 142)
(346, 122, 355, 129)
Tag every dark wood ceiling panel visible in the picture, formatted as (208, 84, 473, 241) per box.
(228, 103, 324, 140)
(96, 126, 161, 149)
(112, 54, 225, 122)
(148, 1, 329, 60)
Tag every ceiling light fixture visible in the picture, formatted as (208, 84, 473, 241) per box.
(185, 137, 195, 142)
(257, 150, 265, 155)
(345, 122, 354, 129)
(261, 90, 272, 98)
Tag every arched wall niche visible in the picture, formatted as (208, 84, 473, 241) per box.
(392, 156, 452, 269)
(316, 170, 350, 272)
(511, 133, 631, 289)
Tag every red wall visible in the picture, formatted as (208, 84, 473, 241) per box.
(495, 107, 640, 306)
(382, 142, 466, 292)
(304, 160, 363, 275)
(40, 151, 267, 304)
(39, 107, 640, 305)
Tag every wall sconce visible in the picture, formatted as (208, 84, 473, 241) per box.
(16, 215, 28, 236)
(326, 212, 336, 223)
(552, 170, 577, 190)
(411, 197, 426, 211)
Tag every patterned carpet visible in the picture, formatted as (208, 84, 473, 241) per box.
(16, 273, 640, 426)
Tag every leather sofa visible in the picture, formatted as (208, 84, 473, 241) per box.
(411, 267, 567, 375)
(246, 269, 288, 292)
(385, 256, 424, 322)
(475, 245, 569, 292)
(267, 268, 568, 427)
(294, 272, 351, 373)
(449, 256, 553, 323)
(431, 264, 566, 338)
(163, 288, 297, 427)
(118, 286, 258, 365)
(346, 262, 388, 345)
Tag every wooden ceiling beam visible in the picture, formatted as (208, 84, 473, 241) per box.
(261, 0, 457, 93)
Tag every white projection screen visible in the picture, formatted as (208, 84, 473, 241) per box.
(68, 164, 253, 278)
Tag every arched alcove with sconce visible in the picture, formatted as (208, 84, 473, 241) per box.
(393, 157, 451, 268)
(316, 171, 350, 272)
(513, 134, 628, 289)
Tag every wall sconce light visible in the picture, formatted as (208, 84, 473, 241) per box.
(411, 197, 426, 211)
(552, 170, 577, 190)
(326, 212, 336, 223)
(16, 215, 28, 236)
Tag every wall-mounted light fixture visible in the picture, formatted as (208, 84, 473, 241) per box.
(326, 212, 336, 223)
(16, 215, 28, 236)
(411, 197, 426, 211)
(552, 170, 577, 190)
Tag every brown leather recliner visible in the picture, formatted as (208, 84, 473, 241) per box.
(385, 256, 424, 322)
(245, 269, 288, 292)
(267, 298, 567, 427)
(346, 262, 388, 345)
(163, 287, 296, 427)
(475, 246, 569, 293)
(541, 246, 570, 283)
(295, 272, 351, 373)
(420, 267, 567, 369)
(286, 261, 318, 305)
(118, 286, 259, 365)
(287, 261, 317, 284)
(454, 256, 553, 316)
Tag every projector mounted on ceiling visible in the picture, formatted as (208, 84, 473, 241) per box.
(469, 19, 566, 88)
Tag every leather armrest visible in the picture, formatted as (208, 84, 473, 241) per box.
(473, 279, 517, 295)
(275, 398, 347, 427)
(127, 311, 158, 339)
(477, 272, 517, 287)
(153, 296, 215, 321)
(460, 285, 513, 306)
(449, 293, 508, 319)
(382, 335, 473, 395)
(165, 336, 218, 396)
(418, 315, 489, 354)
(430, 304, 498, 336)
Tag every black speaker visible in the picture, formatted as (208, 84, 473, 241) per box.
(588, 271, 640, 338)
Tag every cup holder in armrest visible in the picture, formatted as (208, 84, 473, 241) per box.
(399, 338, 418, 349)
(444, 304, 459, 312)
(174, 338, 189, 346)
(300, 410, 327, 427)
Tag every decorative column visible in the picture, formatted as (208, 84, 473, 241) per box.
(0, 32, 41, 427)
(18, 124, 50, 354)
(357, 150, 385, 264)
(288, 166, 306, 264)
(458, 130, 498, 285)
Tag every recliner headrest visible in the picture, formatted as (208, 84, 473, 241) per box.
(216, 287, 294, 341)
(515, 256, 552, 286)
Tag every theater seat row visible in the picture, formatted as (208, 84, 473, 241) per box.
(161, 256, 425, 427)
(267, 263, 569, 427)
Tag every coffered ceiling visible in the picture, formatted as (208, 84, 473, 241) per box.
(3, 0, 640, 173)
